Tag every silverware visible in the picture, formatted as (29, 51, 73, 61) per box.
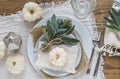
(93, 30, 104, 77)
(86, 31, 101, 74)
(86, 46, 95, 74)
(93, 52, 101, 77)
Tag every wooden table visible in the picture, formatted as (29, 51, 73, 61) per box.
(0, 0, 120, 79)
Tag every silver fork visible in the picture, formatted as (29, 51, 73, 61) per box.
(86, 42, 98, 74)
(86, 31, 102, 75)
(93, 31, 104, 78)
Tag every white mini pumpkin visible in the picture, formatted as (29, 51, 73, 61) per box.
(22, 2, 42, 22)
(49, 47, 67, 67)
(6, 54, 26, 74)
(0, 41, 6, 60)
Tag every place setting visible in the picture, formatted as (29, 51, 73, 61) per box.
(0, 0, 120, 79)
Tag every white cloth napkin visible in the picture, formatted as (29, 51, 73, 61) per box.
(35, 43, 79, 73)
(104, 0, 120, 56)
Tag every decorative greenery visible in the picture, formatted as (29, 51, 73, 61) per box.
(104, 8, 120, 31)
(40, 14, 79, 51)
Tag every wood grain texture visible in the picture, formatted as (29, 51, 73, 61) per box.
(0, 0, 38, 15)
(94, 0, 120, 79)
(0, 0, 120, 79)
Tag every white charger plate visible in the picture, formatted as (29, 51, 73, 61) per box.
(27, 15, 93, 78)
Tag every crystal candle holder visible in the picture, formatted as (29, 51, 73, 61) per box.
(3, 32, 22, 50)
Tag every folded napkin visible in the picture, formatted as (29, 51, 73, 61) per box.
(34, 42, 89, 79)
(35, 42, 79, 74)
(103, 0, 120, 56)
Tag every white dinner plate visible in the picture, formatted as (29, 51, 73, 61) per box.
(27, 15, 93, 78)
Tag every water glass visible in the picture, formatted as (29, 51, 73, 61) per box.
(71, 0, 97, 19)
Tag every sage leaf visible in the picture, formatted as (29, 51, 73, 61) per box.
(61, 36, 79, 45)
(104, 8, 120, 31)
(65, 25, 75, 35)
(41, 27, 49, 41)
(40, 14, 80, 51)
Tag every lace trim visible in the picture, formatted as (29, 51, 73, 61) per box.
(100, 44, 120, 56)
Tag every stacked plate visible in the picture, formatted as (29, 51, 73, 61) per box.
(27, 15, 93, 77)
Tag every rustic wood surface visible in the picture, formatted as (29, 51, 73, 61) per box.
(0, 0, 120, 79)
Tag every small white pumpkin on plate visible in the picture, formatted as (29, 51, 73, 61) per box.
(0, 41, 6, 60)
(6, 54, 26, 74)
(49, 47, 67, 67)
(22, 2, 42, 22)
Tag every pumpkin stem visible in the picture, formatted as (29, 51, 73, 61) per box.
(13, 61, 16, 66)
(30, 10, 34, 14)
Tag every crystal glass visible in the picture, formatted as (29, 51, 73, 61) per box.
(71, 0, 97, 19)
(3, 32, 22, 50)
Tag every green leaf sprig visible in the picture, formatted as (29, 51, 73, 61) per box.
(40, 14, 79, 51)
(104, 8, 120, 31)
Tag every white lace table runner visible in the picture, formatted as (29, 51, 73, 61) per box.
(0, 1, 104, 79)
